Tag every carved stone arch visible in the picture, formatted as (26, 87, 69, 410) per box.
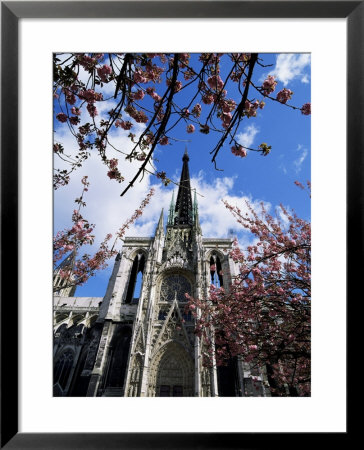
(148, 341, 194, 397)
(68, 313, 85, 327)
(54, 313, 68, 325)
(206, 248, 225, 263)
(128, 247, 148, 262)
(54, 322, 68, 335)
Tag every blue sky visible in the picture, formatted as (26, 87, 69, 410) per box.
(54, 53, 310, 297)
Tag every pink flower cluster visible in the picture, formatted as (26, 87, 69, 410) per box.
(77, 54, 98, 71)
(207, 75, 224, 91)
(186, 124, 195, 133)
(231, 145, 247, 158)
(87, 104, 98, 118)
(301, 103, 311, 115)
(71, 107, 81, 116)
(97, 64, 112, 82)
(146, 87, 162, 103)
(115, 119, 133, 130)
(192, 104, 202, 117)
(79, 89, 103, 104)
(276, 88, 293, 104)
(63, 88, 76, 105)
(69, 116, 80, 125)
(244, 100, 259, 118)
(159, 136, 169, 145)
(116, 188, 155, 239)
(262, 75, 277, 95)
(56, 112, 67, 123)
(124, 105, 148, 124)
(202, 94, 214, 105)
(130, 89, 145, 101)
(221, 112, 232, 129)
(166, 78, 183, 93)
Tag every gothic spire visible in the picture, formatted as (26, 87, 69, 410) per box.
(155, 208, 164, 235)
(174, 148, 193, 226)
(167, 190, 175, 226)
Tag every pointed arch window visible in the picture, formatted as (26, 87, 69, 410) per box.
(210, 254, 223, 287)
(125, 253, 145, 304)
(54, 350, 74, 391)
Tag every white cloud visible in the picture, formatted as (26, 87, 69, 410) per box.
(293, 145, 308, 173)
(270, 53, 311, 86)
(189, 173, 270, 241)
(236, 124, 259, 149)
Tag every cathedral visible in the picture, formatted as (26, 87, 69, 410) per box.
(53, 150, 271, 397)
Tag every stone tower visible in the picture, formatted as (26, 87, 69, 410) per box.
(53, 151, 270, 397)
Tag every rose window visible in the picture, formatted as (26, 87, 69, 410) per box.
(160, 275, 192, 302)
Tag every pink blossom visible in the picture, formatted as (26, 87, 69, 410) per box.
(107, 169, 117, 179)
(133, 69, 147, 84)
(192, 104, 202, 117)
(166, 78, 182, 92)
(131, 89, 145, 101)
(53, 143, 62, 153)
(87, 103, 98, 117)
(207, 75, 224, 91)
(186, 124, 195, 133)
(71, 107, 81, 116)
(159, 136, 169, 145)
(97, 64, 112, 82)
(221, 99, 236, 113)
(262, 75, 277, 95)
(115, 119, 133, 130)
(231, 145, 247, 158)
(79, 89, 103, 104)
(109, 158, 118, 169)
(69, 116, 80, 125)
(244, 100, 259, 118)
(146, 87, 162, 102)
(77, 54, 97, 71)
(56, 113, 67, 123)
(221, 112, 232, 129)
(202, 94, 214, 105)
(301, 103, 311, 115)
(276, 88, 293, 104)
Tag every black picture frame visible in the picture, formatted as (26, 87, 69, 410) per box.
(1, 1, 358, 448)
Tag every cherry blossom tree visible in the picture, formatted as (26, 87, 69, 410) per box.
(53, 176, 154, 292)
(187, 184, 311, 396)
(53, 53, 311, 191)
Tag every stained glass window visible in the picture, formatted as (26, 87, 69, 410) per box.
(160, 275, 192, 302)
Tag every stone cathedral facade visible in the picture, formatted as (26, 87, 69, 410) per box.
(53, 151, 270, 397)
